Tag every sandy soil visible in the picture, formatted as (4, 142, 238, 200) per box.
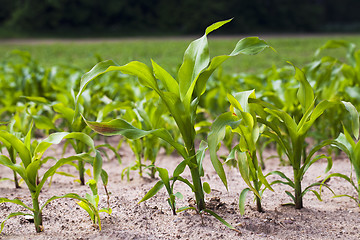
(0, 137, 360, 240)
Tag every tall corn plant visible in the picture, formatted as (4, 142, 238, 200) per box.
(76, 19, 270, 213)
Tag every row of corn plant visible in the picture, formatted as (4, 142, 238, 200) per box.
(2, 19, 360, 235)
(208, 63, 360, 213)
(0, 124, 106, 232)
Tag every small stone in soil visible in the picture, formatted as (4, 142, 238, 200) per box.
(284, 219, 293, 224)
(24, 215, 34, 223)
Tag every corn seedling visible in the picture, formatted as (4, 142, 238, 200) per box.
(320, 101, 360, 206)
(253, 64, 337, 209)
(209, 90, 274, 215)
(76, 19, 269, 227)
(0, 126, 104, 233)
(0, 120, 23, 188)
(121, 96, 171, 179)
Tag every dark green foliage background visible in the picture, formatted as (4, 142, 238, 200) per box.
(1, 0, 360, 37)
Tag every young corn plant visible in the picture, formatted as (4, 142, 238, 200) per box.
(208, 90, 274, 215)
(24, 91, 120, 185)
(76, 19, 270, 221)
(320, 101, 360, 206)
(0, 120, 23, 188)
(0, 127, 104, 233)
(120, 96, 171, 179)
(253, 64, 337, 209)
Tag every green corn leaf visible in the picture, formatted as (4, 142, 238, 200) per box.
(77, 58, 193, 152)
(21, 96, 49, 104)
(77, 60, 159, 104)
(333, 194, 360, 204)
(205, 18, 232, 35)
(159, 92, 194, 151)
(352, 143, 360, 180)
(53, 102, 75, 124)
(227, 93, 243, 112)
(194, 55, 231, 98)
(239, 188, 250, 215)
(230, 37, 270, 56)
(24, 123, 33, 151)
(325, 173, 355, 188)
(42, 193, 101, 230)
(173, 160, 187, 177)
(302, 139, 336, 176)
(285, 191, 296, 202)
(36, 155, 90, 197)
(180, 20, 267, 113)
(237, 151, 261, 199)
(195, 140, 208, 177)
(0, 212, 33, 234)
(268, 171, 295, 188)
(298, 100, 335, 136)
(301, 182, 322, 197)
(208, 112, 240, 189)
(84, 118, 187, 158)
(257, 167, 274, 192)
(32, 115, 57, 131)
(203, 182, 211, 194)
(42, 193, 85, 210)
(0, 131, 31, 168)
(25, 159, 40, 187)
(315, 40, 356, 66)
(178, 28, 211, 102)
(76, 60, 119, 101)
(0, 197, 33, 211)
(187, 37, 269, 112)
(138, 180, 164, 203)
(0, 178, 13, 182)
(77, 200, 95, 222)
(95, 143, 122, 164)
(288, 63, 314, 114)
(54, 171, 76, 178)
(0, 155, 33, 190)
(201, 209, 236, 230)
(172, 175, 195, 192)
(230, 90, 256, 113)
(310, 190, 322, 201)
(264, 109, 297, 141)
(151, 59, 179, 96)
(296, 100, 316, 132)
(177, 206, 197, 213)
(34, 132, 96, 160)
(342, 101, 359, 140)
(100, 170, 109, 186)
(334, 132, 354, 155)
(259, 128, 291, 160)
(93, 151, 103, 183)
(157, 167, 170, 192)
(120, 61, 159, 90)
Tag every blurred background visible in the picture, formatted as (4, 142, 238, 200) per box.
(1, 0, 360, 38)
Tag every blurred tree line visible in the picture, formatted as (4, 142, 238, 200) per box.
(1, 0, 360, 37)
